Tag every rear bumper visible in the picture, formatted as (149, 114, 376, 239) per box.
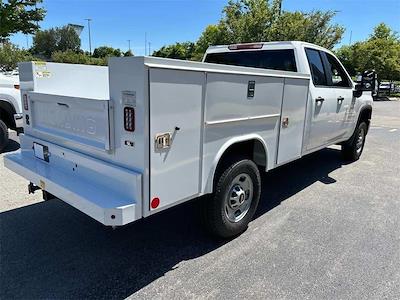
(4, 135, 142, 226)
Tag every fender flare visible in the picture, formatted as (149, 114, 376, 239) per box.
(203, 134, 269, 194)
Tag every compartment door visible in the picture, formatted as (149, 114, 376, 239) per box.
(149, 68, 204, 211)
(277, 78, 309, 165)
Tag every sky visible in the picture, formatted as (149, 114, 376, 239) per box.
(10, 0, 400, 55)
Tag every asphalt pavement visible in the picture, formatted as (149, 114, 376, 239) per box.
(0, 100, 399, 299)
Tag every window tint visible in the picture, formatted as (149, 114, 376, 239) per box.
(204, 49, 297, 72)
(325, 53, 351, 88)
(305, 48, 327, 86)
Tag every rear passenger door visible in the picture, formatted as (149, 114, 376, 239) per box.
(305, 48, 338, 150)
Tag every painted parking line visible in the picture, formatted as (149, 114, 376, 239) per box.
(389, 128, 398, 132)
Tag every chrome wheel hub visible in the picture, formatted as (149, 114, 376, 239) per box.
(225, 173, 254, 223)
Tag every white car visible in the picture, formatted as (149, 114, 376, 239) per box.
(0, 73, 23, 151)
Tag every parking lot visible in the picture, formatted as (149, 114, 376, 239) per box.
(0, 100, 399, 299)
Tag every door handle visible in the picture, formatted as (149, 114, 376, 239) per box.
(315, 97, 325, 103)
(57, 102, 69, 108)
(337, 96, 344, 102)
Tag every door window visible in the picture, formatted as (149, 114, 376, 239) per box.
(305, 48, 327, 86)
(325, 53, 352, 88)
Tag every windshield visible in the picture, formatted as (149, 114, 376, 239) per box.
(204, 49, 297, 72)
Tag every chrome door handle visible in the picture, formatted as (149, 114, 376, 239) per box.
(315, 97, 325, 103)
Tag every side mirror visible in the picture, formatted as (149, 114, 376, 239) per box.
(354, 70, 378, 98)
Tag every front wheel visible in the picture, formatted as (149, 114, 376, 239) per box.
(202, 157, 261, 238)
(342, 122, 368, 161)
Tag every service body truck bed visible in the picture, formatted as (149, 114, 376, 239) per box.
(4, 41, 374, 237)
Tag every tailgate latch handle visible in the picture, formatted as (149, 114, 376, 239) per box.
(57, 102, 69, 108)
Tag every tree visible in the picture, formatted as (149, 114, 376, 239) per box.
(124, 50, 134, 57)
(336, 23, 400, 81)
(152, 42, 196, 60)
(270, 10, 344, 49)
(52, 50, 106, 66)
(32, 26, 81, 58)
(0, 0, 46, 42)
(154, 0, 344, 60)
(0, 42, 33, 71)
(92, 46, 122, 58)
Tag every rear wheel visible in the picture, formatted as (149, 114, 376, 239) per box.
(342, 122, 367, 161)
(202, 157, 261, 238)
(0, 119, 9, 152)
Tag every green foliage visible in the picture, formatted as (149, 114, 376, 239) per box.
(336, 23, 400, 81)
(0, 0, 46, 41)
(155, 0, 344, 60)
(0, 42, 34, 71)
(152, 42, 196, 60)
(32, 26, 81, 58)
(269, 10, 344, 50)
(92, 46, 123, 58)
(124, 50, 134, 57)
(51, 50, 106, 66)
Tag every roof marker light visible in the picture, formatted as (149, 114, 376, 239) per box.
(228, 43, 264, 50)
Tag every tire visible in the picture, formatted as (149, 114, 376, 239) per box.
(342, 122, 368, 161)
(202, 157, 261, 238)
(0, 119, 9, 152)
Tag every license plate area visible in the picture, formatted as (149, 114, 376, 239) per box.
(33, 142, 50, 162)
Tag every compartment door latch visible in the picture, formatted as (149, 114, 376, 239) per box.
(155, 133, 172, 150)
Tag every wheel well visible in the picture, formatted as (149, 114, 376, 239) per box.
(358, 106, 372, 132)
(214, 139, 267, 186)
(0, 100, 16, 129)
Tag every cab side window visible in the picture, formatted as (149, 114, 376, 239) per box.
(325, 53, 352, 88)
(305, 48, 327, 86)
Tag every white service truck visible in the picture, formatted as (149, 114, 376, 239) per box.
(0, 73, 23, 151)
(4, 41, 375, 238)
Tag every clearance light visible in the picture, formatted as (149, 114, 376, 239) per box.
(124, 106, 135, 132)
(23, 94, 28, 110)
(151, 197, 160, 209)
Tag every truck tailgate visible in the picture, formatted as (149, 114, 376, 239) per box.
(27, 91, 112, 151)
(4, 135, 142, 226)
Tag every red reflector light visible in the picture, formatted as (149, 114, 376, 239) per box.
(228, 43, 264, 50)
(124, 106, 135, 132)
(23, 94, 28, 110)
(151, 197, 160, 209)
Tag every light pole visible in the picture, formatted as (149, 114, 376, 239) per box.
(85, 18, 92, 55)
(128, 39, 131, 52)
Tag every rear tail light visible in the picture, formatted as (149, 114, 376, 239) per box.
(23, 94, 29, 110)
(14, 84, 20, 90)
(228, 43, 264, 50)
(124, 106, 135, 132)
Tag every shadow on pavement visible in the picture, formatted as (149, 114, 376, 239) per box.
(0, 147, 348, 299)
(0, 138, 20, 154)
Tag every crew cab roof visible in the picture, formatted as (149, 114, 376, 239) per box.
(204, 41, 335, 57)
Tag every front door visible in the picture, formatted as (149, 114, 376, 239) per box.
(305, 48, 339, 150)
(323, 52, 355, 139)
